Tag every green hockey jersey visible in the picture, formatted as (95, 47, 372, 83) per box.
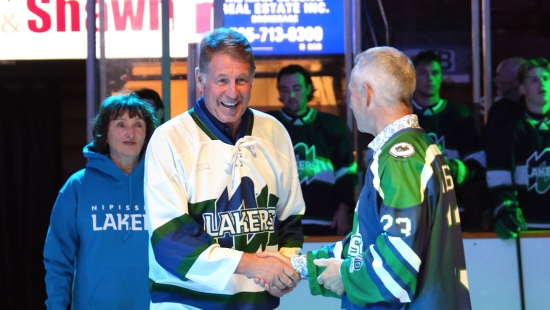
(487, 111, 550, 228)
(307, 115, 471, 309)
(268, 108, 358, 235)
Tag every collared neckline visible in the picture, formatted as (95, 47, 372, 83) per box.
(525, 109, 550, 130)
(412, 99, 446, 116)
(278, 107, 316, 125)
(368, 114, 421, 151)
(192, 97, 252, 144)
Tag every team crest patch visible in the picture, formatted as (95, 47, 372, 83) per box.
(389, 142, 415, 158)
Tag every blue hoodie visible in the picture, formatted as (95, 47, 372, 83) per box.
(43, 142, 149, 310)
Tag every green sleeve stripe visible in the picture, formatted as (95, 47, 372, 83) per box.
(306, 249, 340, 298)
(335, 162, 358, 179)
(369, 245, 412, 302)
(340, 257, 385, 306)
(151, 214, 194, 246)
(176, 244, 212, 279)
(150, 278, 273, 305)
(376, 237, 418, 294)
(387, 236, 421, 272)
(313, 156, 335, 173)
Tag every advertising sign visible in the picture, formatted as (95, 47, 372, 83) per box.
(223, 0, 345, 56)
(0, 0, 214, 60)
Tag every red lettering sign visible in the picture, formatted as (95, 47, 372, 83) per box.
(56, 0, 80, 31)
(111, 0, 145, 31)
(28, 0, 52, 33)
(27, 0, 176, 33)
(196, 2, 212, 33)
(148, 0, 173, 30)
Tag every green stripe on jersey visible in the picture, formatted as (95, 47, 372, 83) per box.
(375, 237, 417, 294)
(150, 279, 273, 305)
(151, 214, 202, 246)
(189, 109, 218, 140)
(340, 257, 385, 307)
(176, 243, 212, 279)
(335, 162, 358, 180)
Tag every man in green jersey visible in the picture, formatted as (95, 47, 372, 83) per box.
(257, 46, 471, 309)
(412, 51, 486, 230)
(267, 64, 358, 236)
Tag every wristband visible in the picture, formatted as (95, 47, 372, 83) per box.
(290, 254, 308, 280)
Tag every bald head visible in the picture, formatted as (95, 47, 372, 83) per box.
(494, 57, 527, 99)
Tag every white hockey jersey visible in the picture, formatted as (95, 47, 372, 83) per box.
(144, 102, 305, 310)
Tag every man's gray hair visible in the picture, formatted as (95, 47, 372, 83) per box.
(353, 46, 416, 108)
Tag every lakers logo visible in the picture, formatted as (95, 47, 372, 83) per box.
(389, 142, 415, 158)
(526, 149, 550, 194)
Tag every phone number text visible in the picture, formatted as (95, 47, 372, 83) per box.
(230, 26, 324, 43)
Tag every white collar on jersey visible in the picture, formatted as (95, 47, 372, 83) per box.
(368, 114, 421, 152)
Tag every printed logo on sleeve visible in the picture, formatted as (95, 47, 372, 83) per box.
(389, 142, 415, 158)
(348, 234, 364, 273)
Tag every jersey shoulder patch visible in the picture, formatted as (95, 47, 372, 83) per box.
(389, 142, 415, 158)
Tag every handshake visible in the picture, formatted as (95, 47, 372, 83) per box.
(237, 250, 345, 297)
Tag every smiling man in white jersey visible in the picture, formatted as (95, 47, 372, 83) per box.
(144, 28, 305, 309)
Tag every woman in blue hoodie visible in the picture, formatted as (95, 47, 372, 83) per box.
(43, 93, 156, 309)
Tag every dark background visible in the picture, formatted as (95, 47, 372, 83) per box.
(1, 0, 549, 308)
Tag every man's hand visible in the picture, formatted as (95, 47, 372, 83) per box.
(256, 250, 291, 265)
(253, 251, 298, 296)
(257, 283, 296, 297)
(314, 258, 345, 295)
(495, 207, 528, 239)
(332, 203, 352, 235)
(236, 252, 298, 292)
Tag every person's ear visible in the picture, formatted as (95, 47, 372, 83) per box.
(195, 67, 204, 92)
(364, 83, 373, 107)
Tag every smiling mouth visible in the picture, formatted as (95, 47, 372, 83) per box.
(221, 101, 238, 108)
